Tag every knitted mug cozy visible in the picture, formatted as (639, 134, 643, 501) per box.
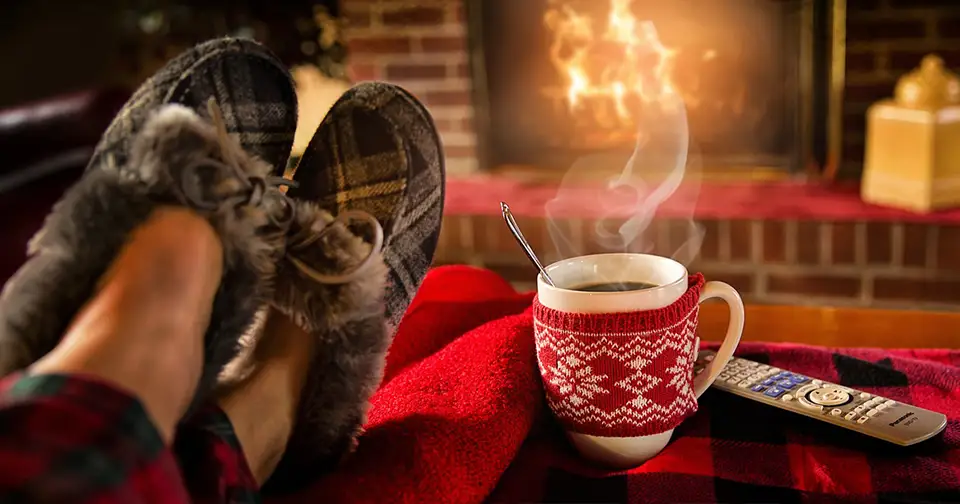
(533, 274, 705, 438)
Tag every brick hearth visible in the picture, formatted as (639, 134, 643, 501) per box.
(435, 214, 960, 310)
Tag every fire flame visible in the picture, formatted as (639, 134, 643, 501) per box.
(544, 0, 681, 128)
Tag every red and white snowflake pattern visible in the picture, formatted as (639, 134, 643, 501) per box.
(534, 306, 700, 438)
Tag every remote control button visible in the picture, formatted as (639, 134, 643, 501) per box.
(718, 374, 730, 381)
(797, 396, 823, 411)
(791, 375, 810, 384)
(812, 379, 823, 386)
(857, 416, 869, 424)
(854, 405, 867, 414)
(743, 361, 757, 368)
(762, 379, 776, 386)
(807, 386, 852, 407)
(751, 384, 766, 392)
(777, 380, 796, 390)
(738, 382, 751, 388)
(830, 408, 843, 416)
(764, 387, 786, 398)
(884, 400, 896, 407)
(876, 404, 888, 412)
(757, 365, 770, 372)
(782, 394, 794, 401)
(844, 412, 857, 420)
(776, 372, 792, 379)
(866, 409, 880, 417)
(860, 392, 871, 399)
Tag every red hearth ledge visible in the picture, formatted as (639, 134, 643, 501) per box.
(445, 175, 960, 223)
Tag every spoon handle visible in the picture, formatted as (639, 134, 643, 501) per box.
(500, 202, 556, 287)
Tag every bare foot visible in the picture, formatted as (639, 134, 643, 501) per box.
(32, 207, 223, 442)
(216, 309, 316, 485)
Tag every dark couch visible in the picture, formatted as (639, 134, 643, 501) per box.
(0, 89, 128, 283)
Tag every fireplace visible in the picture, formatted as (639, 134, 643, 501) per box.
(466, 0, 844, 174)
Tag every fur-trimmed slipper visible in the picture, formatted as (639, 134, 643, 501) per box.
(273, 201, 389, 476)
(0, 37, 297, 414)
(0, 99, 294, 415)
(263, 82, 445, 491)
(285, 81, 445, 330)
(89, 37, 297, 180)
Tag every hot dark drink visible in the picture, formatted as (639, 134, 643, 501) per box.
(571, 281, 658, 292)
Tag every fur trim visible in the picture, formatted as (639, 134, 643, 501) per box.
(264, 201, 392, 490)
(0, 104, 286, 415)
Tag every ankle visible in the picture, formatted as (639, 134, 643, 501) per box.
(217, 311, 317, 485)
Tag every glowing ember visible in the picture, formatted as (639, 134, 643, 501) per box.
(544, 0, 684, 128)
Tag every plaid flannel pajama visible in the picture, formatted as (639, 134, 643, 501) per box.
(0, 372, 259, 504)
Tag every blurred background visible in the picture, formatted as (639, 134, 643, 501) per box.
(4, 0, 960, 312)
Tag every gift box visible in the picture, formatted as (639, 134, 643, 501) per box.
(861, 54, 960, 213)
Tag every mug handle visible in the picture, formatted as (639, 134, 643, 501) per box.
(692, 281, 745, 398)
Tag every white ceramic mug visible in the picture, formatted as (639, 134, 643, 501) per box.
(535, 253, 744, 468)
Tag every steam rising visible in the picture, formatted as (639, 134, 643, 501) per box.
(544, 21, 704, 268)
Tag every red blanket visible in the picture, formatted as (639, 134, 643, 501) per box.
(269, 265, 960, 504)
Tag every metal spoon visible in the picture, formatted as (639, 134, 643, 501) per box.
(500, 202, 556, 287)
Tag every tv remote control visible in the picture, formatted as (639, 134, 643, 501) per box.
(695, 350, 947, 446)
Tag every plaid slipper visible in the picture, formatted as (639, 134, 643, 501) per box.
(89, 37, 297, 180)
(0, 37, 298, 416)
(262, 82, 445, 492)
(0, 101, 294, 417)
(285, 81, 445, 330)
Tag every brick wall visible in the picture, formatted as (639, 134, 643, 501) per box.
(340, 0, 477, 174)
(843, 0, 960, 177)
(436, 215, 960, 310)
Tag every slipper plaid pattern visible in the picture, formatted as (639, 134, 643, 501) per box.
(88, 37, 297, 179)
(287, 82, 445, 329)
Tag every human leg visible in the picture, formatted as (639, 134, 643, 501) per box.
(0, 209, 222, 503)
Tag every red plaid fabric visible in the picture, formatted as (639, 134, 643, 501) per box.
(0, 372, 259, 504)
(490, 343, 960, 504)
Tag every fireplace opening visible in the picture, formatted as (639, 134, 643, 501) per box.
(468, 0, 843, 174)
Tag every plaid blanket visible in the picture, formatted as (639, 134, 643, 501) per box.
(489, 344, 960, 504)
(267, 265, 960, 504)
